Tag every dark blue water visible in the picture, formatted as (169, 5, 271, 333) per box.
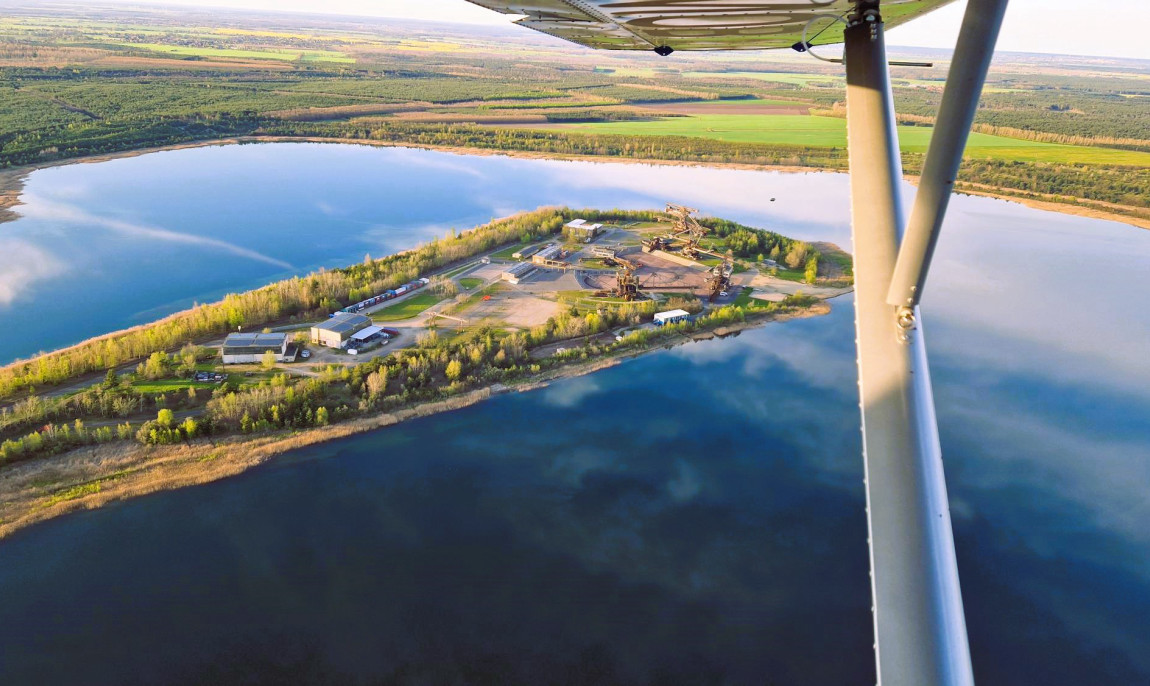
(1, 144, 1149, 684)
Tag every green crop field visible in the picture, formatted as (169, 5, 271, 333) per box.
(563, 114, 1150, 167)
(372, 293, 442, 320)
(119, 42, 354, 63)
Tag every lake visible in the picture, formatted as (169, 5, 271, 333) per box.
(1, 143, 1148, 685)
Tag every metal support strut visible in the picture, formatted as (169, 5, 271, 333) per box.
(887, 0, 1010, 308)
(844, 7, 973, 686)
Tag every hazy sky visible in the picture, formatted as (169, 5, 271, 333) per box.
(105, 0, 1147, 60)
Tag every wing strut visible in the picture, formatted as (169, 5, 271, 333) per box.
(843, 4, 974, 685)
(887, 0, 1010, 308)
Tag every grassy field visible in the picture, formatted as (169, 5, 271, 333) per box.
(458, 277, 484, 290)
(446, 282, 506, 316)
(118, 42, 354, 63)
(490, 242, 533, 261)
(131, 378, 234, 392)
(769, 268, 808, 283)
(372, 293, 443, 320)
(563, 114, 1150, 167)
(733, 287, 773, 309)
(441, 262, 479, 279)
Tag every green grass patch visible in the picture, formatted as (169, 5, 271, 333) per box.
(130, 379, 220, 393)
(768, 268, 807, 283)
(45, 482, 101, 506)
(458, 277, 484, 290)
(490, 242, 531, 261)
(197, 450, 223, 463)
(820, 249, 855, 277)
(565, 114, 1150, 167)
(733, 287, 772, 309)
(372, 292, 443, 320)
(117, 42, 353, 63)
(555, 290, 633, 309)
(448, 282, 507, 315)
(441, 262, 477, 279)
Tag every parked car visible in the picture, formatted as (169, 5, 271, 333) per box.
(300, 350, 311, 359)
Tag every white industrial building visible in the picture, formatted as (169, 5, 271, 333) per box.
(565, 218, 603, 242)
(350, 325, 384, 344)
(653, 309, 691, 326)
(501, 261, 537, 284)
(221, 332, 292, 364)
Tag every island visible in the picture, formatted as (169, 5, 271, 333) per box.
(0, 206, 852, 537)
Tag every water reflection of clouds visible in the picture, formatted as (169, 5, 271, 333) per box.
(943, 380, 1150, 578)
(667, 460, 703, 502)
(529, 159, 853, 244)
(668, 311, 856, 392)
(18, 195, 294, 269)
(387, 146, 487, 178)
(547, 446, 618, 486)
(928, 204, 1150, 393)
(313, 200, 343, 216)
(0, 240, 64, 307)
(541, 376, 604, 408)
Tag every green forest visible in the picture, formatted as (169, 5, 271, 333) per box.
(0, 7, 1147, 222)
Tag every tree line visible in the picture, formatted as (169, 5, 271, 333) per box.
(0, 288, 820, 466)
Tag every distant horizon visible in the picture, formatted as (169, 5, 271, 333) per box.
(28, 0, 1150, 61)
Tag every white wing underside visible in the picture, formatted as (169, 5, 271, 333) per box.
(465, 0, 957, 51)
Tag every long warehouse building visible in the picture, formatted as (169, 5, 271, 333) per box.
(221, 333, 292, 364)
(311, 312, 373, 348)
(501, 261, 537, 284)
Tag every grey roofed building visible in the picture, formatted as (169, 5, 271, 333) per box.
(532, 244, 564, 264)
(501, 261, 538, 284)
(222, 332, 290, 364)
(311, 312, 373, 348)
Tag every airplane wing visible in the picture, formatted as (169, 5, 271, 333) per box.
(465, 0, 957, 51)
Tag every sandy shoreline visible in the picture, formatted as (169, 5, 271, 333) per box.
(1, 136, 1146, 231)
(0, 304, 827, 539)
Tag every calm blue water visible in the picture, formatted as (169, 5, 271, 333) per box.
(1, 143, 1149, 685)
